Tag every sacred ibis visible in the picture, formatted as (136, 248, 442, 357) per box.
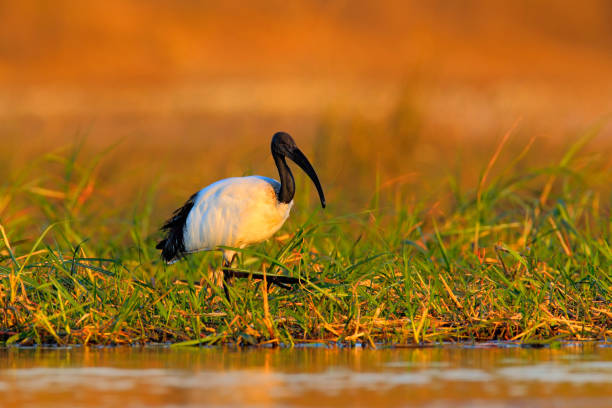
(156, 131, 326, 295)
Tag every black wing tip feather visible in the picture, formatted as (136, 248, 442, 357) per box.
(157, 192, 198, 263)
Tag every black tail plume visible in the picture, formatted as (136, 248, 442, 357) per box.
(157, 192, 197, 263)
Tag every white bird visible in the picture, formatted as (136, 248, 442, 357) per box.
(156, 131, 326, 294)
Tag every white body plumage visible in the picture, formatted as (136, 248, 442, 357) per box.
(183, 176, 292, 258)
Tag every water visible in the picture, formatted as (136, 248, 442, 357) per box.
(1, 343, 612, 407)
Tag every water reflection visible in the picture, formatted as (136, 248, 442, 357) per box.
(1, 344, 611, 407)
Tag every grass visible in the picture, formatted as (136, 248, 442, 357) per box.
(1, 120, 611, 347)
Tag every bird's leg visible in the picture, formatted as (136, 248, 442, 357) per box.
(269, 280, 291, 291)
(222, 258, 231, 300)
(218, 247, 301, 292)
(221, 251, 237, 300)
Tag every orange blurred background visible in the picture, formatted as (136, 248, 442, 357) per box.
(1, 0, 611, 209)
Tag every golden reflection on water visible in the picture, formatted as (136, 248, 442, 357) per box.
(1, 344, 612, 407)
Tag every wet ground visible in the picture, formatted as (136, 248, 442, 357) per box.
(1, 343, 611, 407)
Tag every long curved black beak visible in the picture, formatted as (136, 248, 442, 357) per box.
(286, 148, 326, 208)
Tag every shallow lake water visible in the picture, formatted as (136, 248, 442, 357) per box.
(1, 343, 612, 407)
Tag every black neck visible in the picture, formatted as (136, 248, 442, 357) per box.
(273, 152, 295, 203)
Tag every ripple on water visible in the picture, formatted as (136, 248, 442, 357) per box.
(3, 361, 612, 394)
